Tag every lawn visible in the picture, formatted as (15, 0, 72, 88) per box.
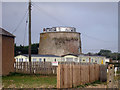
(2, 73, 57, 88)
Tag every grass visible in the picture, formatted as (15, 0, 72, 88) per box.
(115, 70, 120, 80)
(2, 73, 57, 88)
(116, 71, 120, 74)
(2, 72, 109, 88)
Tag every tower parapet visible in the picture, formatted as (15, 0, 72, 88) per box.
(43, 27, 76, 32)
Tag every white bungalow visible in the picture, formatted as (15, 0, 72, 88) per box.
(15, 54, 61, 62)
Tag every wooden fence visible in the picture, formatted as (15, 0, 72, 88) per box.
(14, 62, 57, 75)
(14, 62, 95, 75)
(57, 64, 107, 88)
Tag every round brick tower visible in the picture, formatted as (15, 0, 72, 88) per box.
(38, 27, 82, 56)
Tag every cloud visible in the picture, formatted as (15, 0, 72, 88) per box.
(2, 2, 118, 53)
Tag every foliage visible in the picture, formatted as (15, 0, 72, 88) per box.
(14, 43, 39, 56)
(87, 49, 120, 60)
(98, 49, 111, 58)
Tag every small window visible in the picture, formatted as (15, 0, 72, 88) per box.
(21, 58, 23, 62)
(62, 58, 65, 61)
(55, 59, 56, 62)
(74, 58, 78, 62)
(66, 58, 73, 62)
(44, 58, 46, 62)
(33, 58, 36, 62)
(79, 59, 82, 62)
(86, 58, 89, 62)
(16, 58, 18, 62)
(19, 58, 21, 62)
(91, 59, 93, 62)
(25, 58, 27, 62)
(39, 58, 42, 62)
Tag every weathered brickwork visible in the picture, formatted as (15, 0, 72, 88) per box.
(39, 32, 82, 56)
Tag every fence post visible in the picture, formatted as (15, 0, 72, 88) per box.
(89, 64, 94, 83)
(70, 64, 73, 88)
(100, 65, 107, 82)
(57, 64, 61, 88)
(73, 64, 80, 87)
(14, 62, 16, 72)
(107, 64, 114, 88)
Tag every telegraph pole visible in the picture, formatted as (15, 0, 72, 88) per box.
(29, 0, 32, 73)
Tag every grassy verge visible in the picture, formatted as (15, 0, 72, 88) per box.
(2, 73, 57, 88)
(2, 73, 108, 88)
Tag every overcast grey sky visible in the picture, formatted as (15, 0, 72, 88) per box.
(1, 2, 118, 53)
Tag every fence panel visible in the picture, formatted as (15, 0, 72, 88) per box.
(89, 64, 95, 83)
(57, 64, 106, 88)
(95, 64, 100, 81)
(73, 65, 80, 87)
(100, 65, 107, 82)
(80, 65, 86, 85)
(14, 62, 57, 75)
(84, 65, 89, 83)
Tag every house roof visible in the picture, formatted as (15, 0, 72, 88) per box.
(61, 54, 105, 57)
(0, 28, 15, 37)
(61, 54, 78, 57)
(22, 54, 60, 57)
(81, 54, 106, 57)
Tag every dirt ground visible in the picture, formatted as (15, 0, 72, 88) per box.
(86, 74, 120, 88)
(86, 84, 107, 88)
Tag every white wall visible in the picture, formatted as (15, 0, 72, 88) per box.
(15, 55, 28, 62)
(78, 56, 106, 65)
(105, 58, 110, 63)
(15, 55, 62, 62)
(15, 55, 106, 65)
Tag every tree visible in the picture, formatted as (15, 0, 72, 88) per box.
(14, 43, 39, 56)
(97, 49, 112, 58)
(97, 49, 120, 60)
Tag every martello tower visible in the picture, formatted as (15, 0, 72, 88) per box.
(38, 27, 82, 56)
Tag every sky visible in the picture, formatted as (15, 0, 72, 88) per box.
(1, 2, 118, 53)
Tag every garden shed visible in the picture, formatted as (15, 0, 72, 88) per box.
(0, 28, 15, 75)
